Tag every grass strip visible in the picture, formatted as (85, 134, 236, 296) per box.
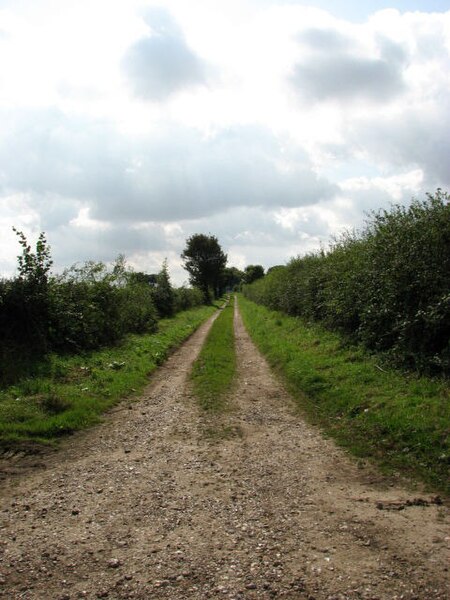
(239, 295, 450, 495)
(0, 304, 216, 447)
(190, 297, 236, 412)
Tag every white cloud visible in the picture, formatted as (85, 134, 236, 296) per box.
(122, 7, 207, 101)
(0, 1, 449, 283)
(0, 109, 336, 223)
(291, 29, 408, 103)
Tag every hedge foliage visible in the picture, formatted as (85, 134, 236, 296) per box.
(243, 190, 450, 375)
(0, 239, 203, 385)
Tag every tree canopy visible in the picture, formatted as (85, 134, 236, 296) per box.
(181, 234, 227, 302)
(223, 266, 244, 291)
(243, 264, 265, 284)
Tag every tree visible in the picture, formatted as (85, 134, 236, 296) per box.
(223, 266, 244, 292)
(181, 234, 227, 303)
(243, 264, 265, 284)
(14, 228, 53, 286)
(129, 272, 157, 286)
(153, 259, 175, 317)
(11, 229, 53, 350)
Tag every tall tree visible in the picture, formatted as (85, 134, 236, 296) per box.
(223, 266, 244, 292)
(243, 264, 265, 284)
(181, 234, 227, 303)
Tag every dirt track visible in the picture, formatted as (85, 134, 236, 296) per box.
(0, 300, 449, 599)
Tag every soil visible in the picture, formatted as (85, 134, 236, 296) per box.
(0, 299, 449, 600)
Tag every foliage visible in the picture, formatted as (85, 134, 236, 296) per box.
(222, 266, 244, 292)
(239, 295, 450, 494)
(48, 257, 158, 353)
(152, 259, 175, 318)
(0, 233, 206, 386)
(181, 234, 227, 303)
(243, 264, 265, 284)
(243, 190, 450, 375)
(14, 228, 53, 284)
(173, 286, 204, 312)
(4, 229, 53, 352)
(129, 271, 157, 286)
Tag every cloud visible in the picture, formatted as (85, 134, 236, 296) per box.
(49, 219, 169, 267)
(122, 8, 206, 101)
(0, 108, 130, 204)
(348, 99, 450, 187)
(291, 27, 407, 103)
(0, 108, 337, 226)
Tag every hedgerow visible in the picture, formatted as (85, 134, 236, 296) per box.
(0, 236, 203, 385)
(243, 189, 450, 375)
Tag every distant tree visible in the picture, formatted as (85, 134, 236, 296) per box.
(266, 265, 285, 275)
(12, 228, 53, 350)
(223, 266, 244, 292)
(243, 264, 265, 284)
(129, 272, 157, 286)
(14, 228, 53, 286)
(181, 234, 227, 303)
(153, 259, 175, 317)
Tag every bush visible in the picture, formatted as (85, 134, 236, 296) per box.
(173, 286, 204, 312)
(49, 259, 158, 352)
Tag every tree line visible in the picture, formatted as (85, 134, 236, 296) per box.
(0, 228, 266, 385)
(243, 190, 450, 376)
(0, 236, 196, 385)
(181, 233, 265, 300)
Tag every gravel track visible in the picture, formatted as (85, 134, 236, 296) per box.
(0, 300, 448, 600)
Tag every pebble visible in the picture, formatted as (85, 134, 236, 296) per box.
(107, 559, 121, 569)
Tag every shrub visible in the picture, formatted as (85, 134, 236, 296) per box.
(49, 259, 158, 351)
(173, 286, 204, 312)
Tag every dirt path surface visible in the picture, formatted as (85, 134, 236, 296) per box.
(1, 301, 449, 600)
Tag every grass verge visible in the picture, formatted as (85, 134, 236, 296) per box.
(190, 297, 236, 412)
(239, 295, 450, 495)
(0, 304, 216, 447)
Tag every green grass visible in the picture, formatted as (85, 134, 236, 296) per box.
(190, 297, 236, 412)
(239, 295, 450, 495)
(0, 304, 216, 447)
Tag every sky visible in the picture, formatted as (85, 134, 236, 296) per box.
(1, 0, 449, 284)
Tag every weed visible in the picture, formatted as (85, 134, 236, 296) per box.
(39, 393, 71, 415)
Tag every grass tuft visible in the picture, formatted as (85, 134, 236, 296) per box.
(190, 297, 236, 412)
(239, 295, 450, 495)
